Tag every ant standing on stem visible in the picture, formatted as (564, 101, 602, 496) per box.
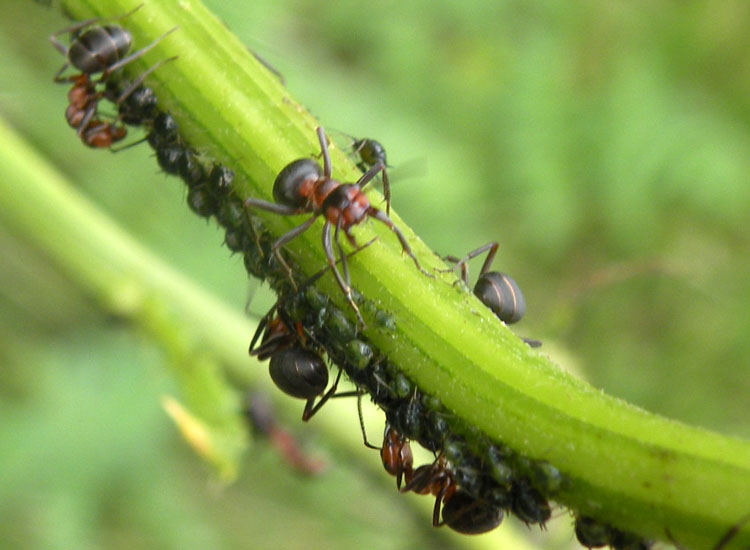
(51, 6, 176, 148)
(244, 126, 433, 327)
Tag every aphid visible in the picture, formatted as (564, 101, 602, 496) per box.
(243, 391, 325, 475)
(509, 478, 551, 526)
(401, 455, 457, 527)
(441, 490, 503, 535)
(443, 241, 526, 324)
(244, 126, 432, 326)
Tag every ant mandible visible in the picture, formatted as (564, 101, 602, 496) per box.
(244, 126, 432, 326)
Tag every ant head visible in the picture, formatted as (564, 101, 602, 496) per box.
(273, 158, 322, 208)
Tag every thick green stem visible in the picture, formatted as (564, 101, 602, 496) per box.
(47, 0, 750, 548)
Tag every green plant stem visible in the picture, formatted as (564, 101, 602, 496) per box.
(48, 1, 750, 548)
(0, 114, 515, 550)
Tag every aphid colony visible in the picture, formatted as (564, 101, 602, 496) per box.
(51, 11, 658, 550)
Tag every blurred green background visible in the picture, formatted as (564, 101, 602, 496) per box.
(1, 0, 748, 548)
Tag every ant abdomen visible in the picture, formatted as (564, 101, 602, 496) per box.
(268, 348, 328, 400)
(273, 158, 321, 208)
(68, 25, 132, 75)
(474, 271, 526, 324)
(441, 490, 504, 535)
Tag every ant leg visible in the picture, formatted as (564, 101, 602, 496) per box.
(715, 512, 750, 550)
(52, 61, 71, 83)
(382, 166, 391, 216)
(248, 304, 276, 355)
(355, 161, 385, 191)
(302, 369, 343, 421)
(244, 197, 302, 216)
(250, 50, 285, 85)
(316, 127, 332, 178)
(101, 26, 179, 79)
(322, 221, 365, 327)
(354, 158, 391, 215)
(439, 242, 498, 281)
(368, 208, 434, 278)
(333, 218, 351, 291)
(114, 56, 178, 105)
(303, 236, 378, 288)
(270, 215, 320, 288)
(357, 395, 380, 450)
(76, 104, 101, 137)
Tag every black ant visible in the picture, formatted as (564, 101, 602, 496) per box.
(244, 126, 432, 326)
(249, 240, 375, 420)
(51, 7, 176, 147)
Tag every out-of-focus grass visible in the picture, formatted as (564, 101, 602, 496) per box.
(0, 0, 748, 548)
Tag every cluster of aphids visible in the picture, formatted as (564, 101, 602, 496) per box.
(51, 9, 653, 550)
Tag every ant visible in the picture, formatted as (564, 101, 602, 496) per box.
(249, 240, 375, 420)
(51, 6, 176, 147)
(244, 126, 432, 327)
(442, 242, 525, 324)
(443, 242, 542, 347)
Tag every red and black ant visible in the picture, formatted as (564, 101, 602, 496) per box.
(244, 126, 432, 326)
(51, 7, 176, 148)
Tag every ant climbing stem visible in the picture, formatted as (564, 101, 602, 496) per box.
(244, 126, 433, 327)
